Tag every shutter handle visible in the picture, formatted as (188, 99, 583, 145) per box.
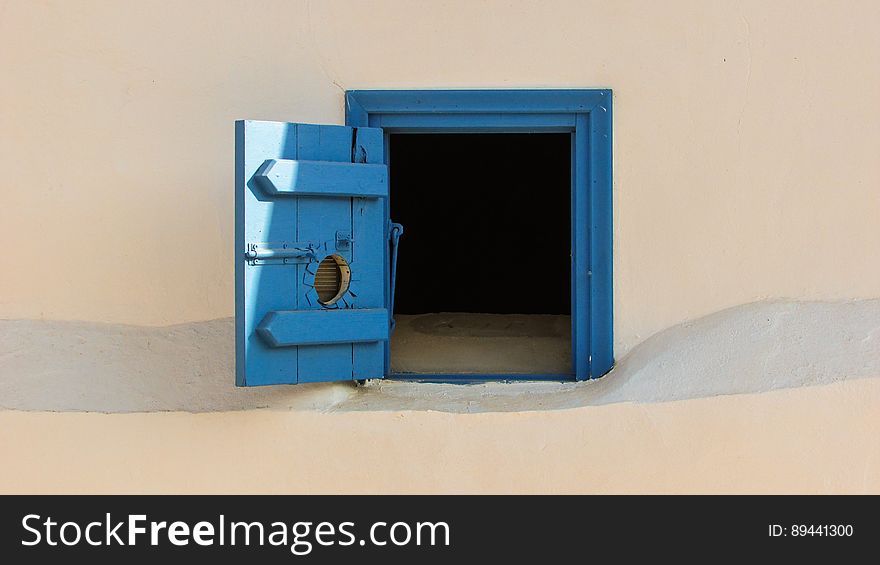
(388, 222, 404, 332)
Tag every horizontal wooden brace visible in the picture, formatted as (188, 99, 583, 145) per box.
(254, 159, 388, 198)
(256, 308, 389, 347)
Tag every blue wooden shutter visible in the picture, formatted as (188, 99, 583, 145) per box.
(235, 120, 388, 386)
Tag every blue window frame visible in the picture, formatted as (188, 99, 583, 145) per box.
(345, 89, 613, 382)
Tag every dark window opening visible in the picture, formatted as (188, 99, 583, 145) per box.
(389, 133, 572, 375)
(390, 133, 571, 315)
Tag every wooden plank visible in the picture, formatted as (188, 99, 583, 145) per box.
(573, 113, 590, 380)
(382, 130, 392, 375)
(235, 120, 301, 386)
(351, 127, 387, 379)
(257, 309, 389, 347)
(295, 124, 358, 383)
(254, 159, 387, 198)
(371, 113, 576, 131)
(589, 100, 614, 378)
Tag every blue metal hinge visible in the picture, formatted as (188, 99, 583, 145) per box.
(388, 221, 404, 332)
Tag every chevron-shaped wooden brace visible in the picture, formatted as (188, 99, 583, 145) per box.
(254, 159, 388, 198)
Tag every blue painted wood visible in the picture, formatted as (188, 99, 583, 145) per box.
(345, 93, 368, 127)
(257, 309, 389, 347)
(381, 131, 392, 376)
(235, 120, 389, 386)
(295, 124, 360, 383)
(254, 159, 387, 198)
(237, 90, 613, 385)
(589, 98, 614, 379)
(368, 113, 576, 131)
(573, 113, 590, 379)
(235, 121, 247, 386)
(350, 127, 387, 379)
(236, 121, 301, 386)
(569, 130, 577, 376)
(345, 89, 614, 382)
(346, 90, 610, 117)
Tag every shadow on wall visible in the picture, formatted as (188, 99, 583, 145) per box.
(0, 299, 878, 413)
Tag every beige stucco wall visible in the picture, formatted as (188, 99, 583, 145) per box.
(2, 0, 878, 356)
(2, 0, 880, 495)
(2, 378, 878, 494)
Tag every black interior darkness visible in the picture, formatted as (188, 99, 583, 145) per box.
(390, 133, 571, 315)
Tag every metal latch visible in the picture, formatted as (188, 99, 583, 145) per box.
(245, 242, 316, 265)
